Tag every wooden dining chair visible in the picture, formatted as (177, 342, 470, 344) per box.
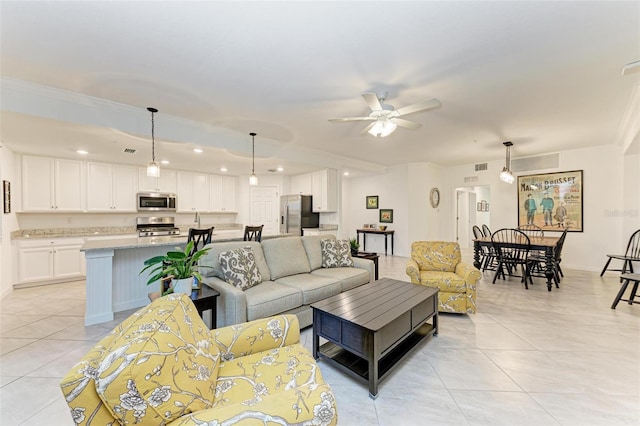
(473, 225, 496, 272)
(528, 227, 568, 288)
(188, 227, 214, 256)
(481, 224, 491, 237)
(600, 229, 640, 279)
(611, 273, 640, 309)
(491, 228, 533, 289)
(243, 225, 264, 242)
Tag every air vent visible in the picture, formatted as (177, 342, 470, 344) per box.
(474, 163, 488, 171)
(464, 176, 479, 183)
(267, 168, 277, 173)
(511, 153, 559, 172)
(123, 148, 136, 154)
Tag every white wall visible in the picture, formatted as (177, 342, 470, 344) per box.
(0, 143, 20, 296)
(342, 165, 409, 256)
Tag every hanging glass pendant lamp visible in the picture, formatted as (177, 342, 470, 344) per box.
(249, 132, 258, 186)
(499, 141, 515, 184)
(146, 107, 160, 177)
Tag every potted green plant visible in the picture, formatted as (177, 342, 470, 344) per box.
(140, 241, 211, 296)
(349, 237, 360, 255)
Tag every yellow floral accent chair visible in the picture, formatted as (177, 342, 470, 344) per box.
(406, 241, 481, 314)
(60, 294, 337, 426)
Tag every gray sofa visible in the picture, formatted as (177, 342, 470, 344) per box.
(200, 235, 374, 328)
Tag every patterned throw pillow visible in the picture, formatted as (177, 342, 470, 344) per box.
(321, 239, 354, 268)
(218, 247, 262, 291)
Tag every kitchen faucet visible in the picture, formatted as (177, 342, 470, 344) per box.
(194, 211, 200, 228)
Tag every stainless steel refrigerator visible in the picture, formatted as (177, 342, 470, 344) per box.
(280, 195, 319, 235)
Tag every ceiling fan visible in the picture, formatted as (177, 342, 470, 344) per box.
(328, 93, 441, 137)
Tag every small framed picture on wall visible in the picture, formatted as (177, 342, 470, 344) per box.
(3, 180, 10, 214)
(366, 195, 379, 209)
(379, 209, 393, 223)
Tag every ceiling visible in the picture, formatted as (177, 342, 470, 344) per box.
(1, 1, 639, 177)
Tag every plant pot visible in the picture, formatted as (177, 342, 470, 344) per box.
(172, 277, 194, 295)
(351, 248, 359, 256)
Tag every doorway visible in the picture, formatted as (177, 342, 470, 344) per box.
(249, 186, 279, 235)
(456, 185, 490, 248)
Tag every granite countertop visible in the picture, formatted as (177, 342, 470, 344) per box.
(81, 231, 293, 251)
(12, 223, 243, 240)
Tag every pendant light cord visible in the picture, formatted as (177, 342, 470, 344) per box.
(250, 132, 256, 174)
(147, 107, 158, 163)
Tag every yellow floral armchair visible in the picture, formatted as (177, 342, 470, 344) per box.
(60, 293, 337, 425)
(406, 241, 481, 314)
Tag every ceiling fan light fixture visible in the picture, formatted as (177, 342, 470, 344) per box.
(146, 107, 160, 177)
(368, 118, 397, 138)
(499, 141, 514, 184)
(249, 132, 258, 186)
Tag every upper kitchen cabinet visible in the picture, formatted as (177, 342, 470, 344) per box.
(138, 167, 177, 193)
(86, 163, 137, 212)
(176, 171, 210, 212)
(311, 168, 337, 212)
(21, 155, 85, 212)
(290, 172, 313, 195)
(209, 175, 237, 212)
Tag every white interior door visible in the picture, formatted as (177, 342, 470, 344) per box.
(457, 190, 471, 248)
(250, 186, 279, 235)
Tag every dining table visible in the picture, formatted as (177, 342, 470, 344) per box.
(473, 235, 561, 291)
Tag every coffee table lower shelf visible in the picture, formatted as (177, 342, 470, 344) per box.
(317, 322, 435, 385)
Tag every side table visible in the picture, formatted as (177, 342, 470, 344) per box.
(189, 286, 220, 329)
(353, 251, 379, 280)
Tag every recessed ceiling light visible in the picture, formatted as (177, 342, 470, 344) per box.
(276, 167, 284, 172)
(343, 171, 350, 176)
(161, 160, 170, 165)
(76, 149, 88, 155)
(220, 167, 228, 172)
(193, 148, 203, 153)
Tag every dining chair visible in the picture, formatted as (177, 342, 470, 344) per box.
(243, 225, 264, 242)
(518, 224, 544, 238)
(491, 228, 533, 288)
(528, 227, 568, 288)
(481, 224, 491, 237)
(600, 229, 640, 279)
(188, 227, 214, 256)
(473, 225, 496, 272)
(611, 273, 640, 309)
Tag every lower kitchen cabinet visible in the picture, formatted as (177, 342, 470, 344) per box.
(16, 238, 85, 285)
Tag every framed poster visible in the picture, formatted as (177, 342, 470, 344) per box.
(366, 195, 379, 209)
(379, 209, 393, 223)
(3, 180, 10, 214)
(517, 170, 583, 232)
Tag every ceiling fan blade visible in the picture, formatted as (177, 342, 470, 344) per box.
(362, 93, 383, 111)
(395, 98, 441, 116)
(328, 117, 376, 122)
(360, 122, 377, 135)
(391, 118, 422, 130)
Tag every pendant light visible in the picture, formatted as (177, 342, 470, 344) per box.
(499, 141, 515, 184)
(146, 107, 160, 177)
(249, 132, 258, 186)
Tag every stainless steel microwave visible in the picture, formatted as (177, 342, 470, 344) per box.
(137, 192, 177, 212)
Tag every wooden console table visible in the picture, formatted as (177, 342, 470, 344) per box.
(356, 229, 395, 256)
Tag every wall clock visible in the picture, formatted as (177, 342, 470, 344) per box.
(430, 187, 440, 208)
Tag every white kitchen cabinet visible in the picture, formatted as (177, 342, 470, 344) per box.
(209, 175, 237, 212)
(291, 172, 312, 195)
(302, 228, 339, 236)
(17, 238, 85, 284)
(177, 171, 209, 212)
(21, 155, 84, 212)
(87, 163, 137, 212)
(311, 168, 337, 212)
(138, 168, 177, 193)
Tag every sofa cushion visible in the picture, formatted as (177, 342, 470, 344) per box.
(321, 239, 354, 268)
(261, 237, 311, 280)
(411, 241, 461, 272)
(95, 294, 220, 424)
(219, 247, 262, 291)
(420, 271, 468, 292)
(302, 234, 336, 270)
(244, 281, 303, 321)
(275, 274, 342, 304)
(311, 267, 369, 292)
(200, 241, 271, 281)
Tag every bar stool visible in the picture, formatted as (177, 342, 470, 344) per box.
(611, 273, 640, 309)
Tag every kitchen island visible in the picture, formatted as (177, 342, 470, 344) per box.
(82, 231, 250, 325)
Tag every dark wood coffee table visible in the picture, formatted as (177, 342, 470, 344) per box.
(311, 277, 438, 398)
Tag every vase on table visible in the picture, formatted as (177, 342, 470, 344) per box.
(172, 277, 194, 295)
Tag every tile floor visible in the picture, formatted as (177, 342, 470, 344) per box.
(1, 252, 639, 425)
